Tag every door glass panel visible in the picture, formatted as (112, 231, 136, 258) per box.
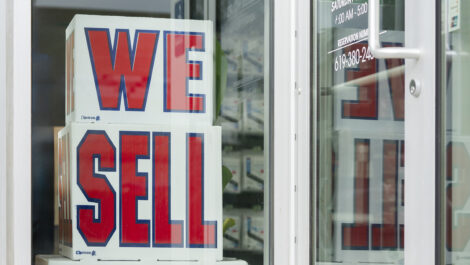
(441, 0, 470, 263)
(314, 0, 405, 263)
(31, 1, 270, 264)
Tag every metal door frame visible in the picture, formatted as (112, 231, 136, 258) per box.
(272, 0, 313, 264)
(0, 0, 8, 263)
(403, 0, 438, 264)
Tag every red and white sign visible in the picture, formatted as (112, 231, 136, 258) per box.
(65, 15, 214, 125)
(57, 123, 222, 261)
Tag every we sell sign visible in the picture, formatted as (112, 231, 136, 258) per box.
(58, 15, 221, 262)
(65, 15, 214, 126)
(58, 124, 222, 261)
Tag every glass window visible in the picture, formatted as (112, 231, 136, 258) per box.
(441, 0, 470, 263)
(314, 0, 405, 263)
(31, 0, 270, 264)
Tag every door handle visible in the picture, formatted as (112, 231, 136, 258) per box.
(368, 0, 420, 59)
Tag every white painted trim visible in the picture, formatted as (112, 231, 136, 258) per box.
(311, 0, 318, 262)
(404, 0, 436, 264)
(0, 0, 7, 264)
(5, 0, 32, 264)
(295, 0, 311, 263)
(273, 0, 297, 264)
(264, 0, 272, 263)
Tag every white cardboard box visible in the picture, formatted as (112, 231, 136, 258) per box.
(36, 255, 248, 265)
(219, 97, 242, 132)
(242, 152, 264, 192)
(242, 98, 263, 134)
(222, 152, 241, 194)
(222, 210, 242, 249)
(241, 211, 264, 251)
(65, 15, 214, 126)
(58, 123, 222, 261)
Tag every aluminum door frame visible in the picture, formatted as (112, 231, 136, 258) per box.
(272, 0, 297, 263)
(0, 0, 7, 263)
(370, 0, 439, 263)
(403, 0, 437, 264)
(272, 0, 312, 264)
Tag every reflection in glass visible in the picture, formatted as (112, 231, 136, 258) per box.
(442, 0, 470, 264)
(315, 0, 405, 263)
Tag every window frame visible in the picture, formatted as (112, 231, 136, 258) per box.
(272, 0, 311, 264)
(3, 0, 32, 265)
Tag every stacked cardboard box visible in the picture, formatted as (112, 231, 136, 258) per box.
(57, 15, 226, 263)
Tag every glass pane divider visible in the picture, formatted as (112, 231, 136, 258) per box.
(296, 0, 312, 264)
(273, 0, 298, 264)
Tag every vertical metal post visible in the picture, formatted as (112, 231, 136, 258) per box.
(273, 0, 297, 264)
(0, 0, 7, 263)
(404, 0, 436, 263)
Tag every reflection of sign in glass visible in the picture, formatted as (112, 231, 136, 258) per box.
(339, 135, 405, 251)
(333, 41, 406, 262)
(219, 0, 264, 91)
(173, 0, 185, 19)
(317, 0, 407, 263)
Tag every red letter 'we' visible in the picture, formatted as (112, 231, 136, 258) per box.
(164, 32, 206, 113)
(85, 28, 159, 111)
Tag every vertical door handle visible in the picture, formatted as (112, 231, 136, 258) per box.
(368, 0, 420, 59)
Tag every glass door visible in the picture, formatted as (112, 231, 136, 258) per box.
(315, 0, 406, 263)
(313, 0, 437, 264)
(439, 0, 470, 264)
